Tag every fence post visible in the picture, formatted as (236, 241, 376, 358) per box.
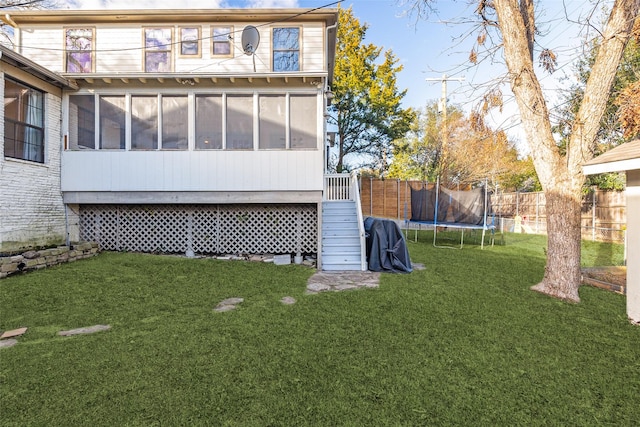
(397, 179, 400, 220)
(592, 188, 597, 241)
(536, 192, 540, 233)
(516, 191, 520, 217)
(369, 177, 373, 216)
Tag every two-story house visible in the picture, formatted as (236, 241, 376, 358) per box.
(0, 8, 367, 270)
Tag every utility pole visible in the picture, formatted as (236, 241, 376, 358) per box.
(425, 74, 465, 180)
(425, 74, 465, 148)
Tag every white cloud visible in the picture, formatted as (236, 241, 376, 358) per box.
(61, 0, 299, 9)
(246, 0, 298, 7)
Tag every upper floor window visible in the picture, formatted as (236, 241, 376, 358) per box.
(4, 78, 45, 163)
(212, 26, 232, 56)
(144, 28, 172, 72)
(65, 28, 94, 73)
(179, 27, 200, 57)
(273, 27, 300, 72)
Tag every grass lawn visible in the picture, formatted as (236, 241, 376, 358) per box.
(1, 232, 637, 426)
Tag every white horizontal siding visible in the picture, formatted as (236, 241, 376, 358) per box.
(61, 150, 324, 192)
(301, 24, 325, 71)
(17, 21, 328, 75)
(19, 28, 63, 72)
(95, 27, 143, 73)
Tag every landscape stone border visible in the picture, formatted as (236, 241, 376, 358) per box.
(0, 242, 100, 279)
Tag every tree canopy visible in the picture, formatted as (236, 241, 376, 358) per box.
(329, 6, 415, 175)
(388, 102, 536, 191)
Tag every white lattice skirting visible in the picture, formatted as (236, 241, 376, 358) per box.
(79, 204, 317, 255)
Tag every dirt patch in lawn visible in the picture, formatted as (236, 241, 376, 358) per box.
(582, 266, 626, 294)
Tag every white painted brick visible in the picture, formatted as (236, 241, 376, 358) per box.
(0, 80, 66, 253)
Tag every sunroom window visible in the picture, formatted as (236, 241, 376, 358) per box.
(290, 95, 317, 149)
(99, 95, 125, 150)
(259, 95, 286, 149)
(162, 96, 188, 150)
(68, 94, 95, 149)
(4, 78, 45, 163)
(131, 95, 158, 150)
(226, 95, 254, 150)
(195, 95, 223, 149)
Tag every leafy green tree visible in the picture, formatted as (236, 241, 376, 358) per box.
(329, 6, 415, 175)
(389, 102, 535, 191)
(387, 102, 445, 181)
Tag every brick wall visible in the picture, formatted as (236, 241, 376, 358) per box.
(0, 77, 67, 253)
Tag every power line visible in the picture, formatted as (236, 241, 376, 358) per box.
(12, 1, 342, 54)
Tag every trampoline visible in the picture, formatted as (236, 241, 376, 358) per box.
(405, 178, 495, 249)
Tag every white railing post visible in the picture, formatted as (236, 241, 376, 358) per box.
(351, 171, 367, 271)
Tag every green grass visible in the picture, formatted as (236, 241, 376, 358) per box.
(0, 234, 637, 426)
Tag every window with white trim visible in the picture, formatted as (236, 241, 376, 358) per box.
(259, 95, 286, 149)
(66, 91, 317, 152)
(99, 95, 126, 150)
(131, 95, 159, 150)
(226, 95, 254, 150)
(162, 95, 188, 150)
(290, 95, 317, 149)
(195, 94, 223, 149)
(68, 94, 95, 149)
(4, 78, 45, 163)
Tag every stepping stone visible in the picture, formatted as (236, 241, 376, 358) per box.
(0, 339, 18, 349)
(0, 327, 27, 340)
(214, 297, 244, 312)
(280, 296, 296, 305)
(58, 324, 111, 337)
(307, 283, 332, 293)
(218, 297, 244, 306)
(214, 305, 237, 312)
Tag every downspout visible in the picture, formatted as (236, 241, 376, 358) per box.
(319, 21, 338, 270)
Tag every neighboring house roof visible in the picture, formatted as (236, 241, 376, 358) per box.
(583, 140, 640, 175)
(0, 45, 77, 89)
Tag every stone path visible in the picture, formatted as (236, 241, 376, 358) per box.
(306, 270, 382, 294)
(58, 324, 111, 337)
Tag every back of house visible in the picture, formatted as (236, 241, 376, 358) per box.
(0, 8, 338, 263)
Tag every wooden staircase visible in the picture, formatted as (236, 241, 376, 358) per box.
(321, 173, 367, 271)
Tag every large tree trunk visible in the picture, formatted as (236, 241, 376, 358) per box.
(494, 0, 639, 302)
(531, 189, 582, 301)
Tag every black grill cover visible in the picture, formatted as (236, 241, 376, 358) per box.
(364, 217, 412, 273)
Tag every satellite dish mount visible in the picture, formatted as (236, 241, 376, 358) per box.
(241, 25, 260, 72)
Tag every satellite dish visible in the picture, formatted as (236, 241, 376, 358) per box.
(241, 26, 260, 56)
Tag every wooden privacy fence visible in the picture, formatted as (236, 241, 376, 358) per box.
(359, 178, 626, 243)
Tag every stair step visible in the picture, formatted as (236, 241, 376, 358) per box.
(322, 263, 365, 271)
(322, 240, 361, 248)
(322, 253, 361, 261)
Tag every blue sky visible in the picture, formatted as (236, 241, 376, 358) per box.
(59, 0, 595, 149)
